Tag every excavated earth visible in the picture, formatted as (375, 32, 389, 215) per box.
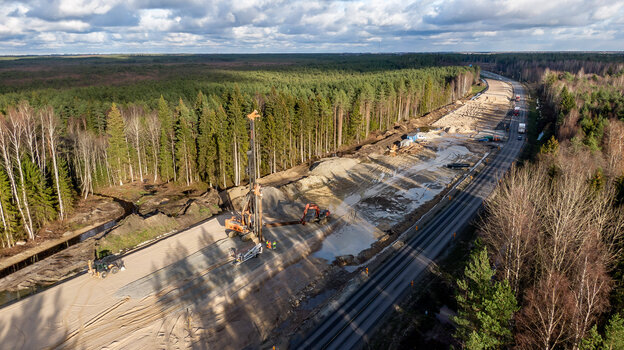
(0, 78, 513, 350)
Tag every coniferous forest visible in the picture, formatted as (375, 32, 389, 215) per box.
(0, 54, 479, 247)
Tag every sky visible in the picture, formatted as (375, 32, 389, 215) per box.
(0, 0, 623, 55)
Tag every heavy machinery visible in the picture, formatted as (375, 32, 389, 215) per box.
(229, 243, 263, 265)
(88, 257, 124, 279)
(225, 110, 264, 245)
(264, 203, 331, 228)
(300, 203, 330, 225)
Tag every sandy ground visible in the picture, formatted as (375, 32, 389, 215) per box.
(433, 78, 512, 135)
(0, 78, 512, 350)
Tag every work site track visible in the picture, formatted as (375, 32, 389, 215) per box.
(296, 78, 524, 349)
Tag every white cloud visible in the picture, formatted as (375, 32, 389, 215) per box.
(57, 0, 117, 17)
(138, 9, 176, 31)
(0, 0, 623, 54)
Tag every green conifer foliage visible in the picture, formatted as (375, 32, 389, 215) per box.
(0, 167, 20, 247)
(22, 156, 56, 229)
(158, 96, 174, 182)
(454, 245, 518, 349)
(174, 99, 196, 186)
(53, 157, 74, 215)
(106, 103, 128, 185)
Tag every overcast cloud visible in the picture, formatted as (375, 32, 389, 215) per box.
(0, 0, 622, 54)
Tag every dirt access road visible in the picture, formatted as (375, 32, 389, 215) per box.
(0, 78, 512, 349)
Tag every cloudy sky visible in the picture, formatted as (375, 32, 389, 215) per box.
(1, 0, 623, 54)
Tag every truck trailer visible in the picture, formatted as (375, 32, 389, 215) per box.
(518, 122, 526, 134)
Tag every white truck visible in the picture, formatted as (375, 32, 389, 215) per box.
(518, 123, 526, 134)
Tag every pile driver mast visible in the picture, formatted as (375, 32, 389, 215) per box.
(224, 110, 263, 243)
(247, 110, 263, 243)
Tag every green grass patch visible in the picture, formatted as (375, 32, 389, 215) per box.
(470, 84, 487, 95)
(96, 222, 178, 256)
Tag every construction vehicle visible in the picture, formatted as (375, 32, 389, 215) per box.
(224, 110, 266, 265)
(300, 203, 330, 225)
(518, 122, 526, 134)
(225, 110, 264, 244)
(88, 257, 124, 279)
(229, 243, 263, 265)
(447, 163, 471, 169)
(264, 203, 331, 228)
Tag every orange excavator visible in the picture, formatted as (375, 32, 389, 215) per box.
(300, 203, 330, 225)
(263, 203, 331, 228)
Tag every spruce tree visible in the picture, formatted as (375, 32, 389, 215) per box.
(106, 103, 128, 185)
(174, 99, 196, 186)
(0, 167, 19, 247)
(454, 245, 518, 349)
(22, 156, 56, 229)
(52, 157, 74, 215)
(196, 94, 218, 186)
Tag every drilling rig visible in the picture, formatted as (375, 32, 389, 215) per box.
(225, 110, 264, 245)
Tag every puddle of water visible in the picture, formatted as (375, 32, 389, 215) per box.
(313, 220, 377, 262)
(300, 289, 335, 310)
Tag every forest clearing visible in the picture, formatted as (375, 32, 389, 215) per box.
(0, 74, 511, 349)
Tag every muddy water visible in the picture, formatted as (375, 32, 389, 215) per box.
(312, 140, 475, 263)
(313, 220, 378, 262)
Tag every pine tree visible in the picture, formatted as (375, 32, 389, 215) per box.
(454, 245, 518, 349)
(604, 314, 624, 350)
(579, 325, 602, 350)
(226, 86, 248, 186)
(420, 76, 434, 115)
(106, 103, 128, 185)
(347, 97, 363, 143)
(540, 135, 560, 155)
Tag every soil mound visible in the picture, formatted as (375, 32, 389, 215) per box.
(310, 157, 359, 178)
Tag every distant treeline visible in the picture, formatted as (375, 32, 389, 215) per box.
(465, 52, 624, 82)
(0, 55, 478, 247)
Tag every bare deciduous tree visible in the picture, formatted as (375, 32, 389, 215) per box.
(516, 271, 573, 349)
(6, 103, 35, 239)
(145, 110, 161, 182)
